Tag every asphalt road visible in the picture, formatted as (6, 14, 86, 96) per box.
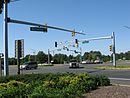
(6, 62, 130, 85)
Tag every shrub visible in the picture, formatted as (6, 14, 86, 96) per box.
(0, 73, 110, 98)
(92, 75, 110, 86)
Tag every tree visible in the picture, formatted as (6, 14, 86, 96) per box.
(68, 55, 74, 61)
(36, 51, 48, 63)
(125, 51, 130, 60)
(0, 0, 3, 14)
(75, 54, 81, 62)
(8, 57, 17, 65)
(53, 53, 68, 64)
(83, 52, 89, 60)
(102, 55, 110, 62)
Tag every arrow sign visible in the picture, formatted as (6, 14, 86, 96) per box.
(30, 27, 47, 32)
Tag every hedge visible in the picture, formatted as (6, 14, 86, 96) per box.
(0, 73, 110, 98)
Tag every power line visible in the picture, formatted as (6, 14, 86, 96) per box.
(124, 26, 130, 29)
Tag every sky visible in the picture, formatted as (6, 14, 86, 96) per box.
(0, 0, 130, 57)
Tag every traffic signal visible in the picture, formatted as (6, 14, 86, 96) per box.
(72, 31, 75, 37)
(75, 39, 78, 47)
(55, 42, 57, 47)
(0, 0, 3, 14)
(109, 45, 113, 51)
(43, 24, 48, 32)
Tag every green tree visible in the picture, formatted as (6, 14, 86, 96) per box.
(53, 53, 68, 64)
(8, 58, 17, 65)
(102, 55, 110, 62)
(83, 52, 89, 60)
(36, 51, 48, 63)
(125, 51, 130, 60)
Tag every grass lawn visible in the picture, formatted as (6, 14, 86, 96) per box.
(94, 65, 130, 70)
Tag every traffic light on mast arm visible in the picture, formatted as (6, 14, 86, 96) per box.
(55, 42, 57, 47)
(72, 31, 75, 37)
(109, 45, 113, 51)
(75, 39, 78, 47)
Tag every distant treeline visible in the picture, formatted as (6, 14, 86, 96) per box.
(1, 51, 130, 65)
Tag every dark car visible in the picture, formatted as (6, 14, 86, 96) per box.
(20, 61, 38, 70)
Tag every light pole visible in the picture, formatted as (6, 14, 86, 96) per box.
(3, 0, 9, 76)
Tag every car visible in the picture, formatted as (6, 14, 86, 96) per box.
(94, 60, 103, 64)
(81, 60, 91, 64)
(20, 61, 38, 70)
(69, 59, 79, 68)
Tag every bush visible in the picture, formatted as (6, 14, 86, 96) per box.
(92, 75, 110, 86)
(0, 73, 110, 98)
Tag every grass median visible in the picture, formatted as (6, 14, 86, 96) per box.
(94, 65, 130, 70)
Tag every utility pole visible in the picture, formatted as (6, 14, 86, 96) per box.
(3, 0, 9, 76)
(112, 32, 116, 67)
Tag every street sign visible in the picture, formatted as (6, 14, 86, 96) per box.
(30, 27, 47, 32)
(15, 39, 24, 58)
(57, 49, 61, 51)
(82, 41, 89, 44)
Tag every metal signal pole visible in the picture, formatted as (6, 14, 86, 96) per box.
(112, 32, 116, 67)
(3, 0, 9, 76)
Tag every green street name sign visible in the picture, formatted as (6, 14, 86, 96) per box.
(30, 27, 47, 32)
(82, 41, 89, 44)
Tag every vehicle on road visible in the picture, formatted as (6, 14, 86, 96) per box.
(69, 59, 79, 68)
(81, 60, 92, 64)
(94, 60, 103, 64)
(20, 61, 38, 70)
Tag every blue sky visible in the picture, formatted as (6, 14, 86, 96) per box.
(0, 0, 130, 57)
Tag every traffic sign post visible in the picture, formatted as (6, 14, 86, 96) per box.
(15, 39, 24, 75)
(3, 0, 9, 76)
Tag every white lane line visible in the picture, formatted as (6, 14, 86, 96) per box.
(109, 77, 130, 81)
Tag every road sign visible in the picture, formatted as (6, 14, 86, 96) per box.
(57, 49, 61, 51)
(30, 27, 47, 32)
(15, 39, 24, 58)
(82, 41, 89, 44)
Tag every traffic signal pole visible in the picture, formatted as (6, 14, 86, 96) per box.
(3, 0, 9, 76)
(80, 33, 116, 67)
(7, 18, 86, 35)
(112, 32, 116, 67)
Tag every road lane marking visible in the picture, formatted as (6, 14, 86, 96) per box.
(109, 77, 130, 81)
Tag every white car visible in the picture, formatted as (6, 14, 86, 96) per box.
(94, 60, 103, 64)
(69, 59, 79, 68)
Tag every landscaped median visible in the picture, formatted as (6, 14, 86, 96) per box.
(94, 65, 130, 70)
(0, 73, 110, 98)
